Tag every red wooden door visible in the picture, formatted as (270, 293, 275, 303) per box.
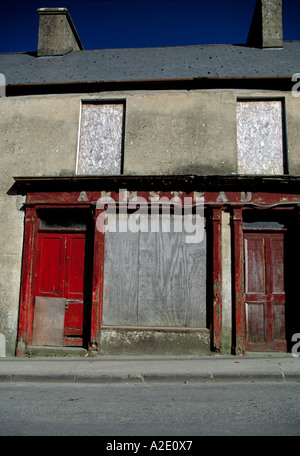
(35, 232, 86, 346)
(244, 232, 287, 351)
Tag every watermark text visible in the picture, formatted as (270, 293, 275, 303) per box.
(96, 189, 205, 244)
(291, 333, 300, 357)
(292, 73, 300, 97)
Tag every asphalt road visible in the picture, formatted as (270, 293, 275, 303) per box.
(1, 381, 300, 437)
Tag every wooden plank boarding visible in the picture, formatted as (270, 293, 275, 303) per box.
(102, 214, 139, 326)
(138, 216, 206, 327)
(31, 297, 66, 346)
(102, 214, 206, 328)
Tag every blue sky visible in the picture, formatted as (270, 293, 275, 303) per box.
(0, 0, 299, 53)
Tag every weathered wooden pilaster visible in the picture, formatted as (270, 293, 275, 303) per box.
(90, 208, 105, 351)
(231, 207, 245, 355)
(212, 207, 222, 351)
(16, 206, 38, 356)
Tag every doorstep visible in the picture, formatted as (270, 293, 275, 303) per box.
(26, 345, 88, 357)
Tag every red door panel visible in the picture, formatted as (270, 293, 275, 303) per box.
(64, 234, 85, 345)
(247, 302, 266, 344)
(245, 237, 265, 295)
(65, 235, 85, 298)
(273, 303, 285, 340)
(35, 232, 86, 347)
(269, 237, 284, 294)
(244, 232, 286, 351)
(36, 235, 65, 296)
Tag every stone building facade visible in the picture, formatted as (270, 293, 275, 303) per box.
(1, 1, 300, 356)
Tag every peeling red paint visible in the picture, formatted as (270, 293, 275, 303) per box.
(232, 208, 245, 356)
(90, 208, 105, 350)
(15, 186, 300, 356)
(212, 207, 222, 351)
(16, 207, 38, 356)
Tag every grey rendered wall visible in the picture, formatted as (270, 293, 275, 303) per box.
(0, 96, 80, 354)
(124, 91, 237, 175)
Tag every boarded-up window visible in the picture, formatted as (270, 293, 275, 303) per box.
(237, 100, 285, 174)
(102, 214, 206, 328)
(77, 102, 124, 175)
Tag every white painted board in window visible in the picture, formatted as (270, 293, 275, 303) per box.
(237, 101, 284, 175)
(77, 103, 123, 175)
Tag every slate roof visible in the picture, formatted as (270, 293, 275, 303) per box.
(1, 41, 300, 86)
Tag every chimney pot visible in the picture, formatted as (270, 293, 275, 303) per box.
(247, 0, 283, 48)
(37, 7, 83, 56)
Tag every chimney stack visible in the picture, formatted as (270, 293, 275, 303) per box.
(247, 0, 283, 48)
(37, 8, 83, 56)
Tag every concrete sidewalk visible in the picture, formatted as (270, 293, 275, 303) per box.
(0, 353, 299, 384)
